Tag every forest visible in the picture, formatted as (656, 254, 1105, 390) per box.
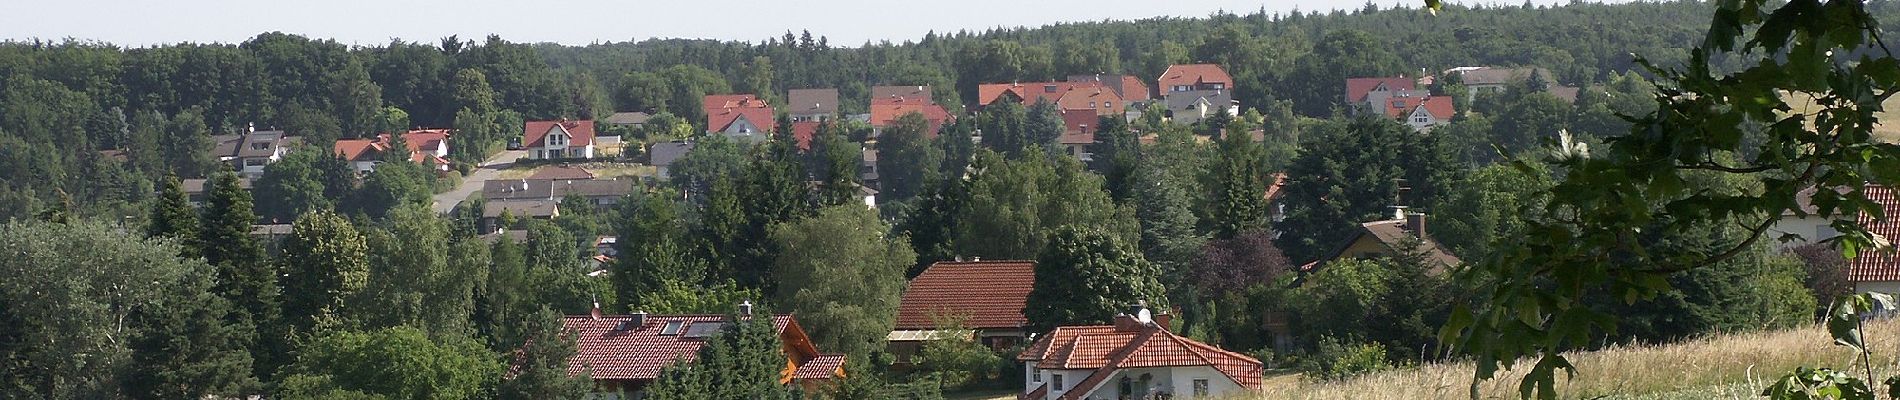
(2, 0, 1898, 399)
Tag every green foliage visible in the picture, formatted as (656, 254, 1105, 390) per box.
(357, 204, 483, 335)
(351, 159, 434, 218)
(877, 112, 944, 203)
(1024, 225, 1168, 333)
(1429, 162, 1554, 258)
(614, 188, 707, 310)
(255, 148, 336, 222)
(498, 308, 592, 400)
(771, 205, 913, 359)
(279, 210, 370, 334)
(279, 327, 500, 400)
(148, 173, 199, 246)
(1208, 120, 1270, 239)
(912, 314, 1002, 389)
(1276, 116, 1459, 263)
(953, 150, 1135, 260)
(1443, 1, 1900, 398)
(644, 310, 794, 400)
(1297, 336, 1391, 381)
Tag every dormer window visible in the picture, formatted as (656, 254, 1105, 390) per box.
(660, 320, 686, 335)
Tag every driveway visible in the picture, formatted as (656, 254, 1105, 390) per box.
(433, 150, 526, 214)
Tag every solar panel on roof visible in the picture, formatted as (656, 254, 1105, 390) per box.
(682, 322, 725, 338)
(659, 320, 686, 335)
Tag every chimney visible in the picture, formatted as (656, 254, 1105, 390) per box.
(628, 310, 648, 329)
(589, 302, 602, 320)
(738, 300, 754, 316)
(1153, 313, 1173, 331)
(1390, 205, 1409, 221)
(1406, 212, 1428, 238)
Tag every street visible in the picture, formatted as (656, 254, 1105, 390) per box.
(432, 149, 526, 214)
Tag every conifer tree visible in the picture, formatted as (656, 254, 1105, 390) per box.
(614, 189, 706, 310)
(197, 170, 284, 378)
(148, 173, 200, 250)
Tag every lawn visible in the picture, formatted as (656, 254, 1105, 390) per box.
(1252, 318, 1900, 399)
(942, 388, 1018, 400)
(1782, 91, 1900, 142)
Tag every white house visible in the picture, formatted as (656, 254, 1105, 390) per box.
(704, 94, 776, 144)
(211, 129, 298, 178)
(523, 120, 596, 160)
(1016, 304, 1261, 400)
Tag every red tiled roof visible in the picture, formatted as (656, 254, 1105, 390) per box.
(1345, 77, 1416, 103)
(791, 121, 821, 151)
(1852, 185, 1900, 282)
(402, 129, 450, 151)
(1263, 173, 1288, 202)
(870, 103, 951, 137)
(895, 261, 1036, 330)
(1020, 322, 1263, 399)
(1420, 96, 1456, 119)
(334, 138, 384, 161)
(1059, 109, 1097, 145)
(793, 354, 846, 380)
(564, 314, 798, 380)
(1121, 76, 1151, 101)
(704, 94, 776, 133)
(524, 120, 596, 148)
(1019, 384, 1048, 400)
(1157, 64, 1234, 91)
(977, 82, 1082, 106)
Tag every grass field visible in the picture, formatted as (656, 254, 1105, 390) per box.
(1782, 91, 1900, 142)
(1253, 318, 1900, 399)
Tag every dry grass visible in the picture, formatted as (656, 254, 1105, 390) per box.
(1253, 319, 1900, 399)
(1782, 91, 1900, 142)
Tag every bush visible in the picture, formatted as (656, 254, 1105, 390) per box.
(1298, 336, 1390, 381)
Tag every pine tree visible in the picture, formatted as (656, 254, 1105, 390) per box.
(1208, 121, 1269, 239)
(699, 175, 745, 284)
(197, 170, 285, 378)
(812, 122, 862, 207)
(736, 137, 810, 290)
(124, 264, 260, 398)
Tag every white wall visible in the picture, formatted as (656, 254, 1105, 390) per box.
(1165, 365, 1244, 398)
(1768, 215, 1836, 248)
(1857, 281, 1900, 294)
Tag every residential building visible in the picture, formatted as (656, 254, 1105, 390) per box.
(1158, 64, 1233, 94)
(871, 85, 933, 105)
(562, 307, 847, 397)
(646, 141, 695, 179)
(790, 121, 821, 150)
(333, 130, 453, 174)
(180, 177, 253, 205)
(868, 102, 952, 138)
(523, 119, 596, 160)
(1157, 64, 1238, 125)
(1057, 109, 1098, 161)
(211, 129, 300, 178)
(481, 200, 557, 233)
(527, 165, 596, 181)
(1298, 207, 1462, 273)
(787, 88, 840, 122)
(481, 178, 635, 210)
(1769, 187, 1842, 248)
(889, 260, 1036, 366)
(704, 94, 776, 143)
(1850, 185, 1900, 293)
(975, 82, 1125, 119)
(1067, 74, 1153, 111)
(1017, 304, 1262, 400)
(1374, 94, 1456, 133)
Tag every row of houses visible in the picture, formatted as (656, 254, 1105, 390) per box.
(1345, 66, 1584, 133)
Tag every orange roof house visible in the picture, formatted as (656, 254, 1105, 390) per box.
(563, 308, 845, 395)
(1157, 64, 1234, 94)
(703, 94, 776, 140)
(976, 81, 1125, 117)
(333, 131, 453, 173)
(869, 103, 952, 138)
(1015, 304, 1262, 400)
(889, 260, 1037, 364)
(1344, 76, 1416, 104)
(522, 120, 597, 160)
(1850, 185, 1900, 292)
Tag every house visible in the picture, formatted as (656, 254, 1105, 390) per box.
(211, 129, 300, 178)
(1067, 74, 1152, 110)
(787, 88, 839, 122)
(523, 119, 597, 160)
(1157, 64, 1238, 125)
(333, 131, 453, 174)
(1769, 187, 1843, 248)
(1850, 185, 1900, 293)
(181, 177, 253, 205)
(871, 85, 933, 105)
(1017, 304, 1262, 400)
(1057, 109, 1098, 160)
(646, 141, 696, 179)
(1371, 94, 1456, 133)
(1161, 90, 1237, 126)
(527, 165, 596, 181)
(1158, 64, 1233, 94)
(478, 229, 529, 245)
(481, 178, 636, 209)
(1447, 67, 1582, 103)
(704, 94, 776, 143)
(1298, 207, 1462, 273)
(790, 121, 821, 150)
(603, 111, 651, 128)
(562, 307, 847, 396)
(889, 260, 1036, 366)
(1344, 76, 1418, 107)
(481, 200, 558, 232)
(975, 82, 1125, 118)
(868, 102, 952, 138)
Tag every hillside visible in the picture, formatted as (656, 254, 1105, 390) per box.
(1255, 318, 1900, 399)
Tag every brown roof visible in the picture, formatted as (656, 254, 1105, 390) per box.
(1303, 219, 1462, 272)
(334, 138, 385, 161)
(871, 85, 932, 104)
(786, 88, 840, 116)
(1018, 320, 1263, 398)
(523, 120, 596, 148)
(1345, 77, 1416, 103)
(1852, 185, 1900, 282)
(791, 121, 820, 150)
(792, 354, 847, 380)
(894, 261, 1036, 330)
(1157, 64, 1234, 91)
(527, 165, 596, 181)
(563, 314, 829, 381)
(483, 200, 558, 218)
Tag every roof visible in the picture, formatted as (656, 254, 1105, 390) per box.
(648, 141, 695, 167)
(181, 177, 252, 194)
(1263, 173, 1289, 202)
(250, 223, 293, 235)
(871, 85, 932, 104)
(604, 112, 652, 125)
(704, 94, 776, 133)
(1852, 185, 1900, 282)
(484, 200, 558, 218)
(1375, 94, 1453, 119)
(563, 314, 813, 380)
(1065, 74, 1152, 102)
(210, 134, 243, 158)
(791, 121, 820, 151)
(869, 103, 951, 136)
(402, 130, 450, 151)
(1419, 96, 1456, 119)
(1345, 77, 1417, 103)
(894, 261, 1037, 331)
(786, 88, 840, 116)
(792, 354, 847, 380)
(1549, 85, 1582, 103)
(527, 165, 596, 181)
(1017, 321, 1263, 397)
(1303, 219, 1463, 272)
(1457, 67, 1553, 86)
(1059, 109, 1097, 145)
(1157, 64, 1234, 90)
(334, 138, 385, 162)
(482, 179, 635, 201)
(523, 120, 596, 148)
(977, 82, 1079, 106)
(234, 131, 289, 158)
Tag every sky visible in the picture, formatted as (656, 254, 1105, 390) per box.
(1, 0, 1604, 48)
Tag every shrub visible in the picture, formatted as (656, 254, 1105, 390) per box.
(1299, 336, 1390, 381)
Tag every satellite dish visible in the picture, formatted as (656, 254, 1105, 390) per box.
(1136, 308, 1153, 325)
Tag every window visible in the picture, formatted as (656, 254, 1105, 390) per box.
(1392, 100, 1405, 108)
(1052, 374, 1064, 391)
(1192, 379, 1209, 396)
(660, 320, 686, 335)
(1031, 367, 1041, 383)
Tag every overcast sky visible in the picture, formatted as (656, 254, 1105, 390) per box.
(2, 0, 1605, 48)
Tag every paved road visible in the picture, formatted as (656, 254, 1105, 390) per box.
(433, 150, 527, 214)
